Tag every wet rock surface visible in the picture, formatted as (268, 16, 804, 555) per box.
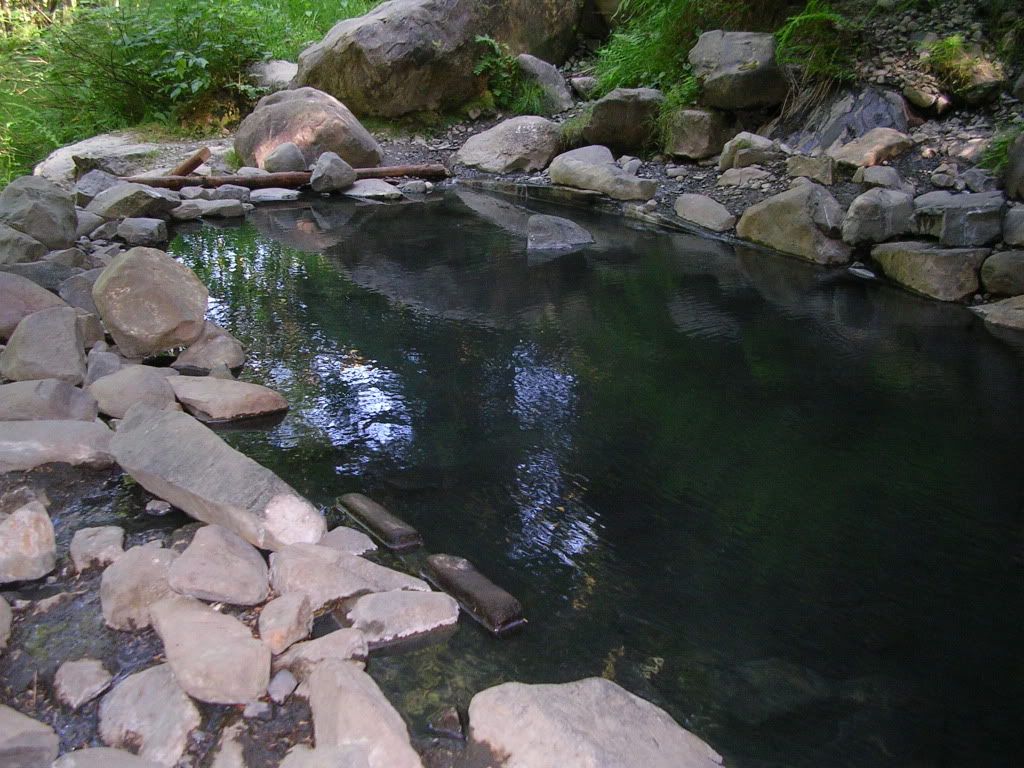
(167, 524, 269, 605)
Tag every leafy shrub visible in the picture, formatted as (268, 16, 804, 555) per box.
(775, 0, 859, 87)
(924, 35, 978, 90)
(980, 125, 1023, 175)
(473, 35, 559, 116)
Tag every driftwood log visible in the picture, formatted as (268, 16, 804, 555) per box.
(126, 164, 449, 190)
(168, 147, 211, 177)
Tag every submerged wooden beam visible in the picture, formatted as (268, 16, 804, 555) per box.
(335, 493, 423, 552)
(124, 164, 449, 190)
(424, 554, 526, 636)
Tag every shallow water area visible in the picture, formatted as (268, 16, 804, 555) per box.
(163, 188, 1023, 767)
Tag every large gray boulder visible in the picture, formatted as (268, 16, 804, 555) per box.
(871, 241, 989, 301)
(74, 169, 121, 207)
(688, 31, 788, 110)
(1005, 207, 1024, 247)
(92, 247, 208, 358)
(548, 145, 657, 201)
(841, 188, 914, 245)
(0, 705, 59, 768)
(172, 321, 245, 374)
(59, 269, 104, 316)
(0, 175, 77, 250)
(235, 88, 382, 169)
(0, 420, 114, 472)
(981, 251, 1024, 295)
(85, 183, 179, 221)
(0, 306, 85, 385)
(0, 379, 98, 421)
(466, 678, 723, 768)
(1005, 134, 1024, 201)
(912, 191, 1006, 247)
(100, 543, 178, 630)
(662, 108, 738, 160)
(308, 660, 423, 768)
(99, 664, 200, 767)
(88, 366, 177, 419)
(516, 54, 573, 113)
(0, 272, 68, 340)
(111, 405, 325, 550)
(784, 87, 911, 155)
(167, 524, 269, 605)
(150, 596, 270, 704)
(736, 184, 852, 265)
(0, 222, 47, 266)
(455, 116, 562, 174)
(116, 218, 168, 247)
(582, 88, 664, 153)
(0, 500, 56, 583)
(166, 376, 289, 423)
(293, 0, 583, 118)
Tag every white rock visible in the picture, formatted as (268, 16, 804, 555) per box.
(54, 747, 164, 767)
(0, 379, 98, 422)
(673, 194, 736, 233)
(279, 745, 372, 768)
(0, 704, 59, 767)
(55, 658, 113, 709)
(100, 543, 178, 630)
(273, 628, 368, 681)
(346, 591, 459, 647)
(343, 179, 403, 201)
(318, 526, 376, 555)
(0, 500, 56, 584)
(268, 669, 298, 703)
(168, 524, 269, 605)
(0, 420, 114, 473)
(209, 722, 247, 768)
(99, 664, 200, 767)
(70, 525, 125, 572)
(258, 592, 313, 654)
(249, 188, 301, 203)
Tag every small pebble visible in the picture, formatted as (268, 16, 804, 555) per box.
(145, 500, 173, 517)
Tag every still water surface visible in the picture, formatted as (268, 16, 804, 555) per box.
(169, 189, 1023, 768)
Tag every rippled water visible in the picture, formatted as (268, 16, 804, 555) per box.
(168, 189, 1024, 768)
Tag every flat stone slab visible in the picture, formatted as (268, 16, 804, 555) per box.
(55, 658, 113, 709)
(466, 678, 724, 768)
(88, 365, 177, 419)
(871, 241, 989, 301)
(269, 543, 428, 611)
(345, 590, 459, 648)
(151, 596, 270, 704)
(318, 525, 377, 555)
(336, 494, 422, 551)
(250, 188, 301, 203)
(70, 525, 125, 572)
(0, 420, 114, 473)
(0, 704, 59, 767)
(100, 543, 178, 630)
(168, 524, 269, 605)
(425, 554, 524, 635)
(54, 747, 164, 767)
(972, 295, 1024, 333)
(273, 628, 368, 681)
(343, 179, 403, 201)
(0, 379, 98, 422)
(167, 376, 288, 422)
(99, 664, 200, 767)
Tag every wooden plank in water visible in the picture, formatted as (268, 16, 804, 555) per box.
(424, 554, 525, 636)
(335, 493, 423, 552)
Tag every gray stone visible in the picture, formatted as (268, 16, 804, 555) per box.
(0, 260, 83, 293)
(0, 380, 97, 421)
(264, 142, 308, 173)
(269, 543, 427, 611)
(0, 501, 55, 583)
(99, 664, 200, 767)
(785, 155, 834, 185)
(1006, 134, 1024, 201)
(912, 191, 1006, 247)
(1004, 207, 1024, 246)
(0, 595, 10, 652)
(84, 346, 125, 387)
(871, 241, 989, 301)
(100, 543, 178, 630)
(0, 175, 77, 249)
(168, 524, 269, 605)
(74, 170, 121, 207)
(972, 295, 1024, 334)
(311, 152, 358, 193)
(981, 251, 1024, 295)
(0, 420, 114, 473)
(236, 88, 382, 169)
(248, 59, 299, 92)
(111, 405, 325, 550)
(167, 376, 288, 423)
(88, 366, 177, 419)
(0, 307, 85, 385)
(842, 188, 914, 245)
(0, 704, 59, 768)
(243, 700, 271, 720)
(319, 526, 377, 555)
(292, 0, 582, 118)
(582, 88, 664, 153)
(827, 127, 912, 168)
(719, 132, 779, 172)
(44, 247, 89, 268)
(343, 179, 404, 201)
(467, 678, 723, 768)
(736, 184, 852, 265)
(1015, 73, 1024, 102)
(209, 184, 250, 202)
(70, 525, 125, 572)
(172, 321, 245, 375)
(116, 218, 168, 247)
(859, 165, 903, 190)
(783, 87, 911, 155)
(54, 747, 164, 768)
(308, 660, 422, 768)
(516, 54, 573, 113)
(273, 628, 368, 681)
(85, 184, 179, 221)
(92, 247, 208, 358)
(55, 658, 113, 709)
(279, 745, 372, 768)
(249, 188, 301, 203)
(673, 194, 736, 233)
(961, 167, 997, 193)
(548, 146, 657, 201)
(170, 199, 245, 220)
(259, 592, 314, 654)
(0, 222, 46, 266)
(688, 30, 787, 110)
(455, 116, 562, 174)
(527, 214, 593, 251)
(345, 590, 459, 647)
(570, 76, 598, 98)
(150, 596, 270, 704)
(0, 272, 68, 340)
(58, 269, 104, 316)
(268, 669, 299, 704)
(716, 167, 771, 188)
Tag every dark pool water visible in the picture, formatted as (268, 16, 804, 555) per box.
(168, 188, 1024, 768)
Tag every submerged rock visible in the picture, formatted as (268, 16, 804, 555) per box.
(55, 658, 113, 709)
(0, 704, 59, 768)
(100, 543, 178, 630)
(871, 241, 989, 301)
(425, 553, 524, 634)
(111, 405, 325, 550)
(455, 116, 562, 174)
(150, 596, 271, 704)
(0, 420, 114, 473)
(527, 214, 594, 251)
(345, 590, 459, 647)
(99, 664, 200, 767)
(166, 376, 289, 423)
(466, 678, 723, 768)
(0, 379, 98, 422)
(337, 493, 422, 551)
(0, 306, 86, 385)
(0, 500, 56, 584)
(167, 524, 269, 605)
(308, 660, 422, 768)
(736, 183, 851, 265)
(70, 525, 125, 572)
(259, 592, 313, 655)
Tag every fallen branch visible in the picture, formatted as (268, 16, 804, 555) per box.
(125, 164, 449, 190)
(168, 147, 211, 177)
